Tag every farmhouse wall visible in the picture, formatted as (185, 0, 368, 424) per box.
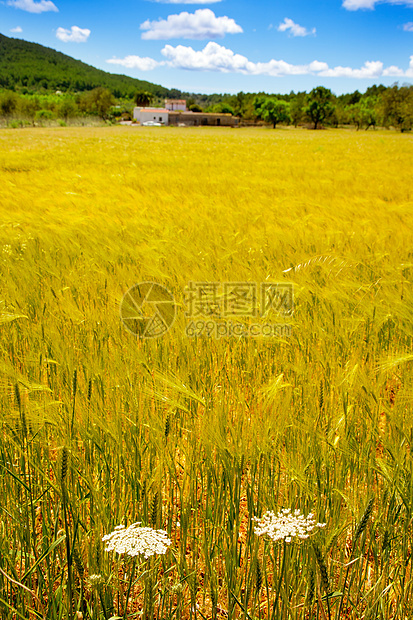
(168, 112, 238, 127)
(133, 107, 169, 124)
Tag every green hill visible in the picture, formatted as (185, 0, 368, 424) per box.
(0, 33, 179, 99)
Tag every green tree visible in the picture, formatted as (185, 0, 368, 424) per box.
(35, 109, 54, 126)
(253, 95, 268, 120)
(134, 90, 153, 108)
(358, 96, 378, 130)
(305, 86, 334, 129)
(58, 98, 78, 123)
(0, 90, 18, 124)
(261, 98, 290, 128)
(230, 91, 246, 117)
(206, 102, 235, 115)
(344, 103, 361, 129)
(380, 84, 413, 132)
(241, 95, 258, 121)
(19, 96, 40, 125)
(289, 92, 306, 127)
(81, 87, 115, 120)
(217, 102, 235, 115)
(339, 89, 362, 106)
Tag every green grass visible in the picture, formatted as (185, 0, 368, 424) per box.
(0, 126, 412, 619)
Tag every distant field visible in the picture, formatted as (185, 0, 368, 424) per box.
(0, 126, 413, 620)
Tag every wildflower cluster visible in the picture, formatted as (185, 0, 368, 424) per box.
(102, 523, 171, 559)
(89, 574, 105, 588)
(253, 508, 326, 543)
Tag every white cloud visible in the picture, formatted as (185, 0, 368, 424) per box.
(10, 26, 23, 32)
(107, 43, 413, 81)
(342, 0, 377, 8)
(278, 17, 316, 37)
(106, 55, 161, 71)
(56, 26, 90, 43)
(309, 60, 329, 72)
(162, 41, 251, 71)
(140, 8, 242, 40)
(318, 60, 382, 77)
(161, 42, 327, 75)
(382, 64, 405, 75)
(318, 60, 405, 78)
(162, 43, 411, 78)
(403, 22, 413, 31)
(317, 60, 404, 78)
(343, 0, 413, 10)
(7, 0, 58, 12)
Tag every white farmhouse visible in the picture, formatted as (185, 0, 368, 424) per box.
(165, 99, 187, 112)
(133, 107, 169, 125)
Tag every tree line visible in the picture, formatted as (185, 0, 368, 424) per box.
(214, 84, 413, 131)
(1, 83, 412, 131)
(0, 88, 133, 126)
(131, 84, 413, 131)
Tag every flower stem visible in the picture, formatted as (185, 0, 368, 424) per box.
(270, 540, 287, 620)
(123, 557, 137, 620)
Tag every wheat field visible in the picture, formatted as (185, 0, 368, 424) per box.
(0, 126, 413, 620)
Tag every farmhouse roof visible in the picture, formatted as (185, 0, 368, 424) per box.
(140, 108, 169, 113)
(168, 111, 233, 117)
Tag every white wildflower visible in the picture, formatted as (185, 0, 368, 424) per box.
(89, 574, 104, 587)
(171, 582, 184, 594)
(253, 508, 326, 543)
(102, 522, 171, 559)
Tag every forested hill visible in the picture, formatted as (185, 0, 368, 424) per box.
(0, 33, 178, 98)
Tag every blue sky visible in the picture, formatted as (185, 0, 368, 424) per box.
(1, 0, 413, 94)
